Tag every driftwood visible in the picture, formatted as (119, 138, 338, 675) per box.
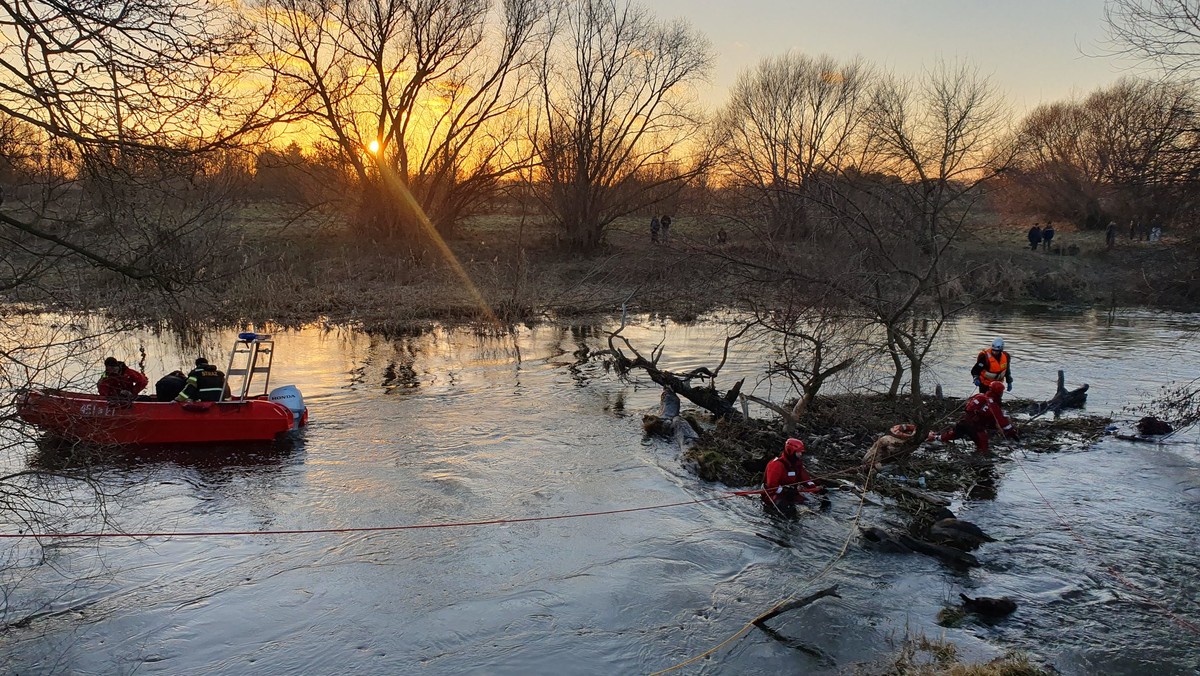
(1028, 370, 1088, 417)
(596, 305, 747, 419)
(895, 533, 980, 569)
(883, 482, 951, 507)
(753, 585, 841, 627)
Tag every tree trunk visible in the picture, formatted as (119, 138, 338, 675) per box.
(886, 326, 904, 398)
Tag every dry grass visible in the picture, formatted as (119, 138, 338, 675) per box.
(872, 633, 1050, 676)
(7, 199, 1193, 330)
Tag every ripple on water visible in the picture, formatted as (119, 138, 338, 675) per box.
(4, 311, 1200, 674)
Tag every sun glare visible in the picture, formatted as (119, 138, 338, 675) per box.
(367, 139, 380, 154)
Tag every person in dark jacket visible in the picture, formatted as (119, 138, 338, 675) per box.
(155, 370, 188, 402)
(1041, 223, 1055, 251)
(176, 358, 228, 402)
(762, 438, 825, 511)
(97, 357, 148, 399)
(1027, 224, 1042, 251)
(660, 214, 672, 243)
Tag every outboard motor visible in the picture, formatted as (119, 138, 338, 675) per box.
(269, 385, 308, 429)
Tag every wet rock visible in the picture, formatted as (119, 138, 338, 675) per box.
(959, 593, 1017, 617)
(859, 526, 913, 554)
(1136, 416, 1173, 436)
(925, 507, 996, 551)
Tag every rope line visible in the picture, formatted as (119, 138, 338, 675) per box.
(1008, 451, 1200, 636)
(0, 495, 744, 540)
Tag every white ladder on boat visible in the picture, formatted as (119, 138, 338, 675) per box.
(223, 333, 275, 401)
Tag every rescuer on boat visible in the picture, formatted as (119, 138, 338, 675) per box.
(929, 382, 1017, 454)
(155, 370, 188, 402)
(763, 438, 826, 511)
(176, 358, 229, 402)
(97, 357, 148, 399)
(971, 337, 1013, 394)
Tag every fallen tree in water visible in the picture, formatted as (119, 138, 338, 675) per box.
(590, 307, 748, 421)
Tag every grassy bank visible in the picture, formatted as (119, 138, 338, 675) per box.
(6, 201, 1195, 331)
(216, 206, 1198, 330)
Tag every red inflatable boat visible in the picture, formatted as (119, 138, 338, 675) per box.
(15, 390, 303, 445)
(15, 332, 308, 446)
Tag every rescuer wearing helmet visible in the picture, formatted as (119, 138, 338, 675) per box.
(762, 438, 825, 510)
(928, 385, 1017, 454)
(971, 337, 1013, 394)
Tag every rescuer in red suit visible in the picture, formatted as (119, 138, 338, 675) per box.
(97, 356, 148, 399)
(930, 382, 1017, 454)
(763, 438, 825, 510)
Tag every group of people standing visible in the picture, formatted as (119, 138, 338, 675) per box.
(649, 214, 673, 243)
(760, 337, 1019, 512)
(97, 356, 228, 403)
(1027, 223, 1055, 251)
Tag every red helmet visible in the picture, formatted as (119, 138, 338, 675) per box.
(784, 438, 805, 457)
(988, 381, 1005, 397)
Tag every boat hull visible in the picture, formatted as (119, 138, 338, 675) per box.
(15, 390, 303, 445)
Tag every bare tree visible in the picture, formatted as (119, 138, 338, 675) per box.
(253, 0, 549, 240)
(826, 63, 1013, 402)
(0, 0, 289, 543)
(1013, 77, 1199, 226)
(738, 293, 873, 435)
(715, 53, 871, 241)
(532, 0, 712, 249)
(1107, 0, 1200, 76)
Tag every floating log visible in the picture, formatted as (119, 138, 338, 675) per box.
(860, 526, 978, 568)
(753, 585, 841, 627)
(895, 533, 980, 569)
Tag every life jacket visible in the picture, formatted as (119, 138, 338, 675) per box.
(97, 367, 148, 397)
(978, 350, 1008, 387)
(763, 454, 813, 505)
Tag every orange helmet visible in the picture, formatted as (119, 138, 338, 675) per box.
(784, 438, 805, 458)
(988, 381, 1005, 397)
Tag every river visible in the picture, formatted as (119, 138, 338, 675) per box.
(1, 308, 1198, 674)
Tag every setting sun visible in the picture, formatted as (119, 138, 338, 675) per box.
(367, 139, 380, 154)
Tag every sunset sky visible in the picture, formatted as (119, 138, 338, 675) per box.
(655, 0, 1148, 110)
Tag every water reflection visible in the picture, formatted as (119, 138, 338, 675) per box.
(28, 436, 302, 474)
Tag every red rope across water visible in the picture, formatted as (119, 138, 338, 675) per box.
(0, 493, 755, 540)
(1011, 454, 1200, 636)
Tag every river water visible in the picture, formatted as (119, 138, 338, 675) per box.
(1, 308, 1198, 674)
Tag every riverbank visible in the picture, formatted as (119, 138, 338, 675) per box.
(4, 204, 1195, 332)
